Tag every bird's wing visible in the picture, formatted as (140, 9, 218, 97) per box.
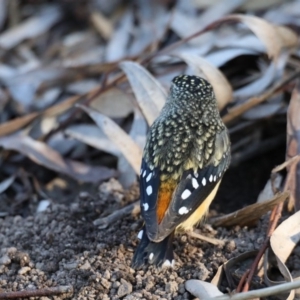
(140, 129, 230, 242)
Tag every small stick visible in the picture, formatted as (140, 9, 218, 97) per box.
(236, 270, 250, 293)
(188, 230, 226, 246)
(0, 285, 73, 299)
(206, 280, 300, 300)
(240, 197, 286, 292)
(272, 154, 300, 174)
(223, 70, 300, 124)
(93, 201, 140, 229)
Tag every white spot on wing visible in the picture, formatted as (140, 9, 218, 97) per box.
(181, 189, 191, 200)
(194, 172, 198, 178)
(192, 178, 199, 189)
(146, 172, 152, 182)
(219, 172, 222, 177)
(209, 175, 213, 182)
(146, 186, 152, 196)
(213, 175, 217, 182)
(137, 230, 143, 239)
(178, 206, 189, 215)
(202, 178, 206, 186)
(143, 203, 149, 211)
(143, 170, 147, 177)
(149, 253, 154, 260)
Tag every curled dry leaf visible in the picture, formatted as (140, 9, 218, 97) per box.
(176, 53, 233, 110)
(264, 249, 294, 300)
(119, 61, 167, 125)
(275, 25, 298, 49)
(185, 280, 223, 299)
(216, 14, 283, 61)
(77, 104, 142, 174)
(0, 134, 115, 183)
(270, 211, 300, 267)
(223, 251, 260, 289)
(286, 83, 300, 211)
(267, 211, 300, 300)
(210, 191, 289, 227)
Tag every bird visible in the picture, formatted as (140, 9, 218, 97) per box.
(131, 74, 231, 268)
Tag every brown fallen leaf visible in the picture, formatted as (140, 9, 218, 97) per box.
(210, 192, 289, 227)
(0, 134, 115, 183)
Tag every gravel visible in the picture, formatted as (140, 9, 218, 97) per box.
(0, 178, 267, 299)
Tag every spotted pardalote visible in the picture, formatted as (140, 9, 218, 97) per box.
(131, 75, 231, 268)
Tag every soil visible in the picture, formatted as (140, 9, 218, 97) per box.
(0, 147, 284, 300)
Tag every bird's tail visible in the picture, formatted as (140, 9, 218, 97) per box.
(131, 226, 175, 269)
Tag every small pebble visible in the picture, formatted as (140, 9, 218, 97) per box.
(117, 279, 132, 297)
(0, 255, 11, 266)
(18, 267, 31, 275)
(165, 281, 178, 293)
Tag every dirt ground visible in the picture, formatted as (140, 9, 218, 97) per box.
(0, 147, 284, 300)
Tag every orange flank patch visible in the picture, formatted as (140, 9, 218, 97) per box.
(157, 179, 177, 223)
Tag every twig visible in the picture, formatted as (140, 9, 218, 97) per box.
(240, 197, 286, 292)
(236, 270, 250, 293)
(188, 229, 226, 246)
(223, 69, 300, 124)
(0, 285, 73, 299)
(93, 201, 140, 229)
(272, 154, 300, 174)
(206, 280, 300, 300)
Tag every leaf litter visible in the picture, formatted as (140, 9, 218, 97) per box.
(0, 1, 300, 299)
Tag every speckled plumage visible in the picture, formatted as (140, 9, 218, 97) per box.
(143, 75, 226, 181)
(132, 75, 230, 269)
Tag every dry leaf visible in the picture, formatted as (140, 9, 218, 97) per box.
(78, 104, 142, 174)
(210, 192, 289, 227)
(91, 11, 114, 40)
(0, 134, 115, 183)
(257, 175, 282, 203)
(271, 211, 300, 265)
(0, 6, 62, 50)
(286, 83, 300, 211)
(65, 124, 119, 156)
(267, 211, 300, 300)
(118, 108, 147, 188)
(0, 175, 16, 194)
(275, 25, 298, 49)
(90, 87, 134, 118)
(105, 9, 133, 62)
(0, 92, 82, 137)
(216, 14, 283, 61)
(185, 280, 224, 299)
(120, 61, 166, 125)
(176, 53, 233, 110)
